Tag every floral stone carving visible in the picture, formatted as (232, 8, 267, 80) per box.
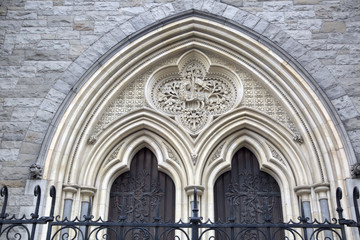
(146, 50, 243, 134)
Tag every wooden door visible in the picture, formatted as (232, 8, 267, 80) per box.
(108, 148, 175, 238)
(214, 148, 283, 238)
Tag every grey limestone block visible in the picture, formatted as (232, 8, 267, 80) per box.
(253, 19, 269, 34)
(222, 5, 239, 20)
(232, 9, 248, 25)
(172, 0, 194, 12)
(151, 7, 167, 21)
(10, 107, 38, 122)
(243, 14, 260, 29)
(0, 149, 19, 162)
(320, 21, 346, 33)
(261, 24, 281, 40)
(20, 142, 41, 155)
(119, 21, 137, 37)
(324, 84, 347, 100)
(158, 3, 176, 17)
(220, 0, 243, 8)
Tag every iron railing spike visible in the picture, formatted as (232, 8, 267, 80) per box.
(31, 185, 41, 219)
(0, 185, 8, 219)
(336, 187, 344, 220)
(353, 186, 360, 236)
(47, 185, 56, 221)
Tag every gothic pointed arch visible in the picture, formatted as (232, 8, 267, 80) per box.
(39, 11, 355, 228)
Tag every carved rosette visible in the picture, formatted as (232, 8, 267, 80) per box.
(146, 50, 243, 134)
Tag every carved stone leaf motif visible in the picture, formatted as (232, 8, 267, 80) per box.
(107, 145, 122, 163)
(267, 144, 285, 165)
(164, 142, 180, 164)
(210, 142, 225, 163)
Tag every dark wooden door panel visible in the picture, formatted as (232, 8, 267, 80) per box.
(108, 148, 175, 239)
(214, 148, 283, 239)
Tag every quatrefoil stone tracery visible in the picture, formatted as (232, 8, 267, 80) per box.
(147, 52, 243, 135)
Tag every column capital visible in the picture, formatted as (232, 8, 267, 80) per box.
(313, 183, 330, 200)
(63, 185, 79, 199)
(294, 185, 311, 201)
(80, 186, 97, 200)
(185, 185, 205, 196)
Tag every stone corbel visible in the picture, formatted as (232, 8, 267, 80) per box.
(351, 163, 360, 178)
(29, 164, 43, 179)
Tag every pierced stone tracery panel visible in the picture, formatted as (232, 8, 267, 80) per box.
(209, 54, 300, 136)
(94, 79, 146, 135)
(242, 77, 299, 135)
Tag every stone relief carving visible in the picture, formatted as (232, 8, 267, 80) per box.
(163, 142, 180, 165)
(93, 58, 178, 136)
(191, 153, 198, 166)
(107, 145, 122, 163)
(147, 50, 242, 134)
(293, 135, 304, 144)
(210, 142, 226, 163)
(87, 135, 97, 145)
(267, 144, 285, 165)
(29, 164, 43, 180)
(351, 163, 360, 178)
(242, 75, 299, 135)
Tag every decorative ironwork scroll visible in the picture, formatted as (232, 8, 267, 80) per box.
(1, 184, 360, 240)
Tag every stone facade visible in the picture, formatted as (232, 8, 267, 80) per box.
(0, 0, 359, 223)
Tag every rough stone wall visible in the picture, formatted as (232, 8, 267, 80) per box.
(0, 0, 359, 212)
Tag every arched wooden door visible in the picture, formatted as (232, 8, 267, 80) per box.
(108, 148, 175, 238)
(214, 148, 283, 238)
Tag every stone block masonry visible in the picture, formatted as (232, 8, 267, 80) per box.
(0, 0, 359, 215)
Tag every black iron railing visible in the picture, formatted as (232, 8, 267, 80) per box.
(0, 185, 359, 239)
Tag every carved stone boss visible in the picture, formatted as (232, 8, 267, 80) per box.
(146, 50, 243, 135)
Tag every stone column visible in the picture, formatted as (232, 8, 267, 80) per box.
(79, 187, 96, 240)
(314, 183, 332, 239)
(185, 185, 204, 217)
(61, 186, 78, 238)
(295, 186, 313, 239)
(62, 186, 78, 219)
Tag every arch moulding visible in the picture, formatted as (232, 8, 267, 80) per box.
(39, 12, 354, 227)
